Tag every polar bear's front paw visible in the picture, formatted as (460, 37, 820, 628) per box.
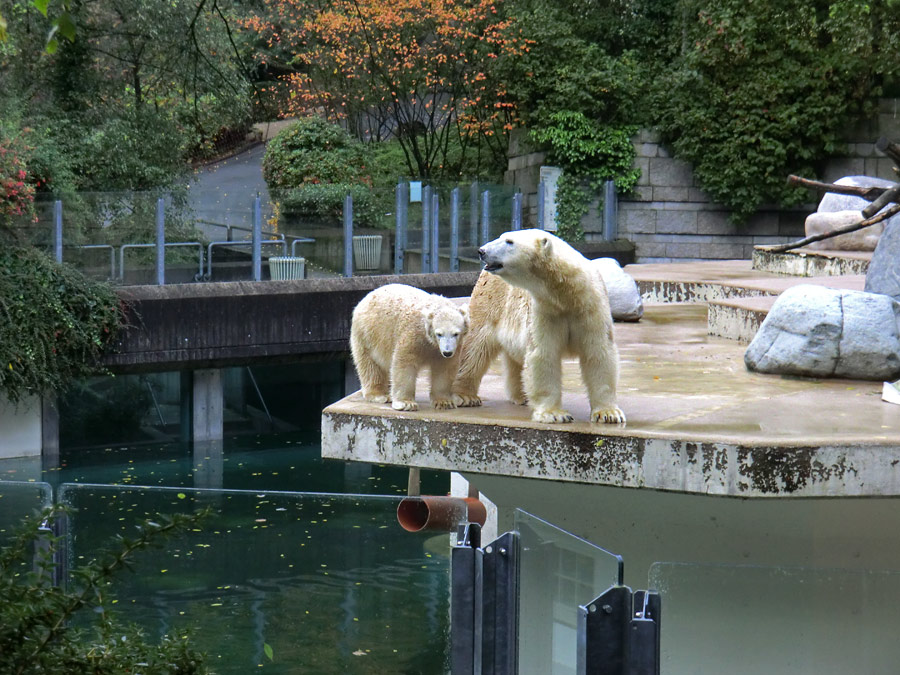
(591, 406, 626, 424)
(509, 394, 528, 406)
(366, 394, 390, 404)
(532, 409, 574, 424)
(391, 400, 418, 411)
(452, 393, 482, 408)
(432, 398, 457, 410)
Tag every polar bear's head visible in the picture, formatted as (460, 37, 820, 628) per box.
(425, 303, 469, 358)
(479, 228, 567, 285)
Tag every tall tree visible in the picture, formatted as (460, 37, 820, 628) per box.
(241, 0, 531, 178)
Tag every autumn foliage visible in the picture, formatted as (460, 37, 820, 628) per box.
(241, 0, 531, 178)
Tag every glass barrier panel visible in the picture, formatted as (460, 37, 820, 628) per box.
(515, 509, 623, 675)
(0, 480, 54, 546)
(58, 484, 450, 674)
(649, 561, 900, 674)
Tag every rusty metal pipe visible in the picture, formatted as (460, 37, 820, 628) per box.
(396, 496, 487, 532)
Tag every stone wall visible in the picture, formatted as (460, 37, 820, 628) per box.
(505, 99, 900, 262)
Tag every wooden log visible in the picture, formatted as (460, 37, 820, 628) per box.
(786, 175, 887, 202)
(758, 203, 900, 254)
(863, 185, 900, 218)
(876, 137, 900, 165)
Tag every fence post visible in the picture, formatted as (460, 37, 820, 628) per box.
(395, 182, 407, 274)
(512, 192, 522, 231)
(480, 190, 490, 245)
(537, 182, 545, 231)
(252, 195, 262, 281)
(430, 191, 440, 274)
(343, 193, 354, 277)
(53, 200, 63, 263)
(603, 180, 618, 241)
(422, 185, 433, 273)
(450, 187, 460, 273)
(470, 181, 479, 247)
(156, 198, 166, 285)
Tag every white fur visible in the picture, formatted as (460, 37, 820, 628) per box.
(350, 284, 468, 411)
(453, 229, 625, 424)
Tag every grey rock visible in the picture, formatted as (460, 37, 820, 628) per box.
(865, 219, 900, 302)
(818, 176, 898, 213)
(805, 210, 880, 251)
(592, 258, 644, 322)
(745, 285, 900, 380)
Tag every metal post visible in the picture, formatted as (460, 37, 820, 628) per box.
(252, 195, 262, 281)
(53, 200, 63, 263)
(394, 182, 407, 274)
(343, 193, 354, 277)
(156, 198, 165, 285)
(470, 181, 479, 247)
(480, 190, 490, 245)
(537, 181, 546, 231)
(422, 185, 433, 273)
(603, 180, 618, 241)
(512, 192, 522, 231)
(450, 187, 460, 273)
(430, 191, 440, 274)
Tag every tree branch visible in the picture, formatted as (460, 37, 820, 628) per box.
(759, 203, 900, 253)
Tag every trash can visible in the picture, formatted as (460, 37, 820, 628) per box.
(352, 235, 382, 271)
(268, 256, 306, 280)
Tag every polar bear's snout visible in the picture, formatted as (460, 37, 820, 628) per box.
(437, 334, 459, 358)
(479, 243, 504, 273)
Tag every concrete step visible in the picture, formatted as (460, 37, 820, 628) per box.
(752, 247, 871, 277)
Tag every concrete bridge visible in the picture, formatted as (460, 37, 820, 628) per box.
(3, 272, 480, 459)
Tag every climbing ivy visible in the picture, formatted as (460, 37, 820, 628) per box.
(0, 244, 123, 404)
(530, 111, 640, 241)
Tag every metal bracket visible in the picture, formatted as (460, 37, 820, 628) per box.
(451, 524, 519, 675)
(577, 586, 661, 675)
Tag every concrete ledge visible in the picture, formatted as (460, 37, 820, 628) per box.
(707, 297, 773, 342)
(105, 273, 480, 372)
(752, 247, 871, 277)
(322, 304, 900, 498)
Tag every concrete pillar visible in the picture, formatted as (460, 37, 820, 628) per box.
(193, 439, 224, 490)
(0, 394, 42, 459)
(192, 368, 224, 443)
(41, 396, 60, 471)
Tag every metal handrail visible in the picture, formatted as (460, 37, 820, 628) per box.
(196, 220, 286, 243)
(66, 244, 116, 279)
(120, 242, 204, 281)
(205, 239, 287, 280)
(290, 237, 315, 257)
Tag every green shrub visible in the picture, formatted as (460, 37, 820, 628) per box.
(0, 506, 210, 675)
(274, 183, 392, 228)
(0, 245, 123, 404)
(262, 117, 371, 191)
(530, 111, 640, 241)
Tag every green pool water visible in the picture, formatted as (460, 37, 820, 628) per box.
(0, 433, 452, 675)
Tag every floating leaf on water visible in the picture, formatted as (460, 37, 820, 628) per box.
(177, 493, 186, 500)
(264, 643, 274, 661)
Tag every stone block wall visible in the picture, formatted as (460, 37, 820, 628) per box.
(505, 100, 900, 262)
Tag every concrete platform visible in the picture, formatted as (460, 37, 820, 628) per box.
(752, 247, 872, 277)
(322, 302, 900, 499)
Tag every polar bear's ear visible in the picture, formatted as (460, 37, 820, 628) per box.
(537, 235, 552, 252)
(458, 303, 469, 328)
(424, 309, 436, 340)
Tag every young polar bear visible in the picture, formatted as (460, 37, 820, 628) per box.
(350, 284, 469, 411)
(452, 229, 625, 424)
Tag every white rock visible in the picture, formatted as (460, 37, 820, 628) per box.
(592, 258, 643, 322)
(805, 210, 881, 251)
(745, 285, 900, 380)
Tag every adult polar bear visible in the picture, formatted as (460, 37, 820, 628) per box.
(452, 229, 626, 424)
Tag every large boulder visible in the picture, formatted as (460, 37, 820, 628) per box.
(806, 176, 900, 251)
(865, 219, 900, 302)
(592, 257, 643, 322)
(745, 285, 900, 380)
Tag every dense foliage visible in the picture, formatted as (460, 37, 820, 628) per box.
(262, 117, 371, 190)
(0, 245, 123, 404)
(655, 0, 900, 222)
(0, 507, 210, 674)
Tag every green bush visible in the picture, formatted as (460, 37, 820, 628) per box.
(0, 506, 210, 674)
(274, 183, 392, 228)
(0, 245, 123, 404)
(262, 117, 371, 191)
(530, 111, 640, 241)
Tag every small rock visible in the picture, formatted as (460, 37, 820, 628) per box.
(810, 176, 900, 251)
(745, 285, 900, 380)
(592, 258, 643, 322)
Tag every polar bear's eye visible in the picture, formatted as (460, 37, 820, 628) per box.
(505, 238, 513, 245)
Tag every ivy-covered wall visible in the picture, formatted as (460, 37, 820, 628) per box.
(507, 99, 900, 262)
